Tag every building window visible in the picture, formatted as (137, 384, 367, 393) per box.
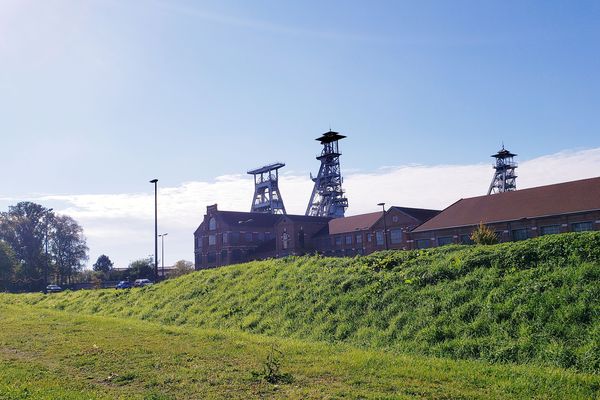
(512, 229, 528, 241)
(222, 232, 228, 244)
(416, 239, 430, 249)
(207, 252, 216, 263)
(258, 232, 265, 241)
(265, 232, 272, 240)
(345, 235, 352, 245)
(367, 233, 372, 242)
(572, 221, 593, 232)
(437, 236, 453, 246)
(540, 225, 561, 236)
(196, 236, 203, 249)
(390, 229, 402, 244)
(376, 231, 384, 246)
(209, 217, 216, 230)
(244, 232, 253, 242)
(392, 215, 399, 223)
(208, 234, 216, 246)
(460, 234, 473, 245)
(355, 234, 362, 244)
(220, 250, 228, 264)
(335, 236, 342, 246)
(231, 249, 242, 263)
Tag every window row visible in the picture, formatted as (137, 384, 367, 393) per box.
(332, 229, 403, 247)
(196, 231, 273, 248)
(415, 221, 595, 248)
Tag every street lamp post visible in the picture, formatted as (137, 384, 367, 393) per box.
(44, 208, 53, 294)
(149, 179, 158, 281)
(377, 202, 388, 250)
(158, 233, 168, 280)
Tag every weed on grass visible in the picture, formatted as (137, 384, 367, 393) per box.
(251, 344, 293, 384)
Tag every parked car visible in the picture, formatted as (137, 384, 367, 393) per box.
(133, 279, 153, 287)
(46, 284, 63, 293)
(115, 281, 133, 289)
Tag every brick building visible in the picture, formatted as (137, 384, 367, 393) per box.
(194, 177, 600, 268)
(194, 204, 332, 269)
(194, 204, 439, 269)
(321, 207, 440, 256)
(410, 176, 600, 248)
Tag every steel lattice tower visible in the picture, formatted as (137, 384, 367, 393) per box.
(305, 130, 348, 218)
(248, 162, 287, 214)
(487, 146, 518, 195)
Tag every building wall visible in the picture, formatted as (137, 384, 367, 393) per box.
(409, 210, 600, 249)
(194, 206, 277, 269)
(323, 208, 424, 257)
(274, 217, 329, 257)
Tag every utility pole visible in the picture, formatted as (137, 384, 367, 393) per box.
(149, 179, 158, 281)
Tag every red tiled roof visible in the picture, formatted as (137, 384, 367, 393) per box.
(412, 176, 600, 232)
(329, 211, 383, 235)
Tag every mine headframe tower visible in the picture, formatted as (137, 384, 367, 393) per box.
(248, 162, 287, 214)
(305, 130, 348, 218)
(487, 145, 518, 195)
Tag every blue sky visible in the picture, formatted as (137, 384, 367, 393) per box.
(1, 0, 599, 267)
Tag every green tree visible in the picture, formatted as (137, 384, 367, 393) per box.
(51, 215, 89, 285)
(0, 202, 53, 290)
(470, 222, 499, 245)
(0, 241, 18, 291)
(93, 254, 113, 274)
(170, 259, 194, 278)
(128, 257, 154, 280)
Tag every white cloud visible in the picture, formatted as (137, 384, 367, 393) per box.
(2, 147, 600, 269)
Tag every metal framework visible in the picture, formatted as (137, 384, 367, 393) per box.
(305, 130, 348, 218)
(487, 146, 518, 195)
(247, 162, 287, 214)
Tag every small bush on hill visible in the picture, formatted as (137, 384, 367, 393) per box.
(471, 222, 499, 245)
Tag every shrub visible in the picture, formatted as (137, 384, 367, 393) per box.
(471, 222, 499, 245)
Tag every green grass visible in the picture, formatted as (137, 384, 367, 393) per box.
(4, 232, 600, 373)
(1, 304, 599, 399)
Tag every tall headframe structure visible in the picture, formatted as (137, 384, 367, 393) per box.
(487, 146, 518, 195)
(305, 130, 348, 218)
(247, 162, 287, 214)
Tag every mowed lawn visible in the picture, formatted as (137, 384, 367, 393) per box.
(0, 304, 598, 399)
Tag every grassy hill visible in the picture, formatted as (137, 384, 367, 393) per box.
(4, 231, 600, 373)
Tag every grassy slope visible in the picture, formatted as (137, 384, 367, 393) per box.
(3, 232, 600, 374)
(1, 304, 599, 399)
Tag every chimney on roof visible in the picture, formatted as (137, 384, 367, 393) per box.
(487, 145, 518, 195)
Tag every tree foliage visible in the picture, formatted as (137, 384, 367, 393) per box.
(93, 254, 113, 273)
(470, 222, 499, 245)
(0, 202, 52, 289)
(170, 259, 194, 278)
(127, 257, 154, 280)
(51, 215, 89, 285)
(0, 202, 88, 291)
(0, 241, 18, 291)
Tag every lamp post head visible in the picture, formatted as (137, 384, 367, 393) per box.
(377, 202, 385, 207)
(149, 179, 158, 184)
